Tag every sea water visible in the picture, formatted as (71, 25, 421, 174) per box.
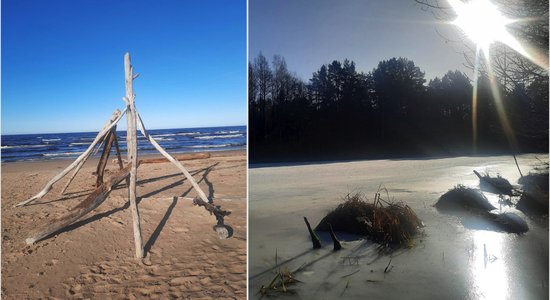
(1, 125, 246, 162)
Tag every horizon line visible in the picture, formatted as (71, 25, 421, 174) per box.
(1, 124, 246, 136)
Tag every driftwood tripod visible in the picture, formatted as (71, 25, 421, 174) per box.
(16, 53, 230, 258)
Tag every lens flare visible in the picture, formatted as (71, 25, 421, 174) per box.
(448, 0, 540, 152)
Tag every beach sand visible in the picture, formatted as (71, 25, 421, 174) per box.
(2, 150, 246, 299)
(249, 153, 548, 299)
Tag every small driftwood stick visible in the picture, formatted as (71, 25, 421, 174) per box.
(136, 111, 211, 204)
(304, 216, 322, 249)
(95, 127, 117, 186)
(16, 109, 126, 207)
(139, 152, 210, 164)
(25, 163, 133, 245)
(513, 154, 523, 178)
(328, 223, 342, 251)
(124, 52, 144, 259)
(192, 197, 231, 225)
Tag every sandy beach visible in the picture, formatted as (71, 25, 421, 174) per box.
(249, 153, 548, 299)
(2, 150, 246, 299)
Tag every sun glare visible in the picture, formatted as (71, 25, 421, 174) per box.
(448, 0, 529, 153)
(447, 0, 536, 63)
(449, 0, 512, 52)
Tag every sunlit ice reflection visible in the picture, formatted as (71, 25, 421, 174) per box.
(469, 230, 510, 299)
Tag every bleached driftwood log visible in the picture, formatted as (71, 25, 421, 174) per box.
(25, 163, 133, 245)
(136, 111, 210, 204)
(16, 109, 126, 207)
(139, 152, 210, 164)
(124, 53, 144, 258)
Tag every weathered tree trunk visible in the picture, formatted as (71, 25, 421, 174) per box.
(136, 111, 211, 204)
(25, 163, 132, 245)
(16, 109, 126, 207)
(124, 53, 144, 259)
(95, 127, 117, 186)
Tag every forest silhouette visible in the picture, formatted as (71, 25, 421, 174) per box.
(249, 54, 548, 163)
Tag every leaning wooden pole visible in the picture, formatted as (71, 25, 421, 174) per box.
(16, 109, 126, 207)
(95, 127, 117, 186)
(60, 130, 108, 195)
(136, 111, 211, 204)
(124, 53, 144, 258)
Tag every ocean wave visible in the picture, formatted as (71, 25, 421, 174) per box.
(69, 142, 92, 146)
(214, 130, 241, 134)
(177, 132, 201, 136)
(195, 134, 243, 140)
(152, 133, 176, 137)
(43, 152, 80, 157)
(188, 143, 245, 149)
(1, 144, 49, 149)
(154, 137, 175, 141)
(188, 144, 232, 148)
(79, 137, 95, 141)
(42, 138, 61, 142)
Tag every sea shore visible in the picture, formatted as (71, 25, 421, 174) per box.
(2, 150, 246, 299)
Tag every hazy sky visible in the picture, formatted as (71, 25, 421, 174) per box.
(2, 0, 246, 134)
(250, 0, 469, 82)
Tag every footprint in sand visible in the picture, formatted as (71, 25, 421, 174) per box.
(169, 276, 198, 286)
(172, 227, 189, 233)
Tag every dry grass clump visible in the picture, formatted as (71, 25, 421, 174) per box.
(517, 164, 549, 213)
(519, 173, 549, 204)
(259, 267, 299, 296)
(475, 170, 514, 196)
(315, 192, 423, 249)
(435, 185, 496, 212)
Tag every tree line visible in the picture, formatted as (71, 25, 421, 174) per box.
(249, 53, 548, 162)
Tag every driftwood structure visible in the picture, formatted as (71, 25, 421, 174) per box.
(16, 53, 228, 258)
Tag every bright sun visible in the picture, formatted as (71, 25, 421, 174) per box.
(448, 0, 528, 58)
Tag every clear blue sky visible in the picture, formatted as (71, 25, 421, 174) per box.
(2, 0, 246, 134)
(250, 0, 469, 82)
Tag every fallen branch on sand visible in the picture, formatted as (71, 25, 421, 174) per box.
(192, 197, 232, 239)
(192, 197, 231, 225)
(138, 152, 211, 164)
(26, 163, 133, 245)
